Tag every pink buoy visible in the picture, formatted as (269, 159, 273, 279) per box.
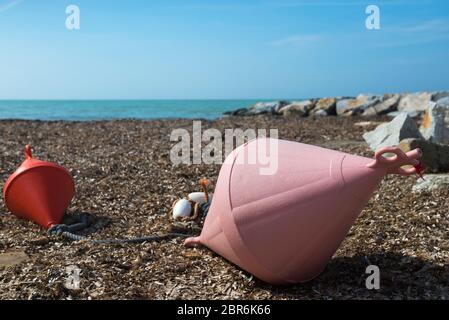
(185, 138, 423, 285)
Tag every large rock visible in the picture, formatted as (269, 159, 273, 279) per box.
(249, 101, 289, 115)
(223, 108, 249, 116)
(312, 109, 328, 117)
(336, 94, 382, 116)
(362, 94, 400, 116)
(314, 98, 336, 115)
(399, 138, 449, 173)
(413, 174, 449, 192)
(387, 110, 419, 118)
(397, 92, 432, 112)
(279, 100, 314, 117)
(431, 91, 449, 102)
(363, 113, 422, 151)
(420, 98, 449, 144)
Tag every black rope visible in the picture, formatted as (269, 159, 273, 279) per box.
(47, 197, 212, 244)
(47, 214, 190, 244)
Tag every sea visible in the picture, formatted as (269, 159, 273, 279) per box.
(0, 100, 281, 121)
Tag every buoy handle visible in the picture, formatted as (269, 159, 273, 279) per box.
(24, 145, 33, 160)
(184, 236, 202, 247)
(367, 146, 422, 176)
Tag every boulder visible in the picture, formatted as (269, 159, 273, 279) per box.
(314, 98, 336, 115)
(223, 108, 249, 116)
(397, 92, 432, 113)
(312, 109, 328, 117)
(387, 111, 419, 118)
(413, 174, 449, 192)
(250, 101, 289, 115)
(279, 100, 314, 117)
(336, 94, 382, 116)
(420, 98, 449, 144)
(399, 138, 449, 173)
(431, 91, 449, 102)
(362, 94, 400, 116)
(363, 113, 422, 151)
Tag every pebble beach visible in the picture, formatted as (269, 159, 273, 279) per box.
(0, 115, 447, 299)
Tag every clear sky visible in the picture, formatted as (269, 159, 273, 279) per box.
(1, 0, 448, 99)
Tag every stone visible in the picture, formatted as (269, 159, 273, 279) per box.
(397, 92, 432, 112)
(223, 108, 248, 116)
(314, 98, 336, 115)
(354, 121, 384, 128)
(312, 109, 328, 117)
(279, 100, 314, 117)
(387, 110, 419, 118)
(399, 138, 449, 173)
(431, 91, 449, 102)
(336, 94, 382, 116)
(363, 113, 423, 151)
(249, 101, 289, 115)
(413, 174, 449, 192)
(420, 99, 449, 144)
(362, 94, 400, 116)
(0, 250, 29, 268)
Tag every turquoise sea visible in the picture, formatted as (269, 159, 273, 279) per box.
(0, 100, 278, 121)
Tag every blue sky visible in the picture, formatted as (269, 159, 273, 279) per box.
(0, 0, 448, 99)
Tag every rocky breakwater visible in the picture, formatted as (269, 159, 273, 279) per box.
(224, 90, 449, 192)
(224, 90, 449, 118)
(361, 94, 449, 192)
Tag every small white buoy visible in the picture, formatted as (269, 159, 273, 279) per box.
(187, 192, 208, 204)
(172, 198, 192, 219)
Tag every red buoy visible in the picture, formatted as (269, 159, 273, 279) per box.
(3, 145, 75, 229)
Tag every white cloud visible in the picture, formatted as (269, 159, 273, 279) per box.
(0, 0, 24, 13)
(269, 34, 322, 47)
(376, 19, 449, 47)
(394, 19, 449, 33)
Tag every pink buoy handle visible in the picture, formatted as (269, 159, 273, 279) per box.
(366, 146, 423, 176)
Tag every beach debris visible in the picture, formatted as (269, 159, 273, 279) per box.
(363, 113, 423, 151)
(397, 92, 432, 113)
(420, 97, 449, 144)
(354, 121, 384, 128)
(185, 138, 422, 285)
(399, 138, 449, 173)
(172, 198, 192, 219)
(412, 174, 449, 192)
(171, 178, 211, 221)
(0, 250, 29, 268)
(187, 192, 208, 204)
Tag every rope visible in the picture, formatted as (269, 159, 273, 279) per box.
(47, 195, 212, 244)
(47, 214, 190, 244)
